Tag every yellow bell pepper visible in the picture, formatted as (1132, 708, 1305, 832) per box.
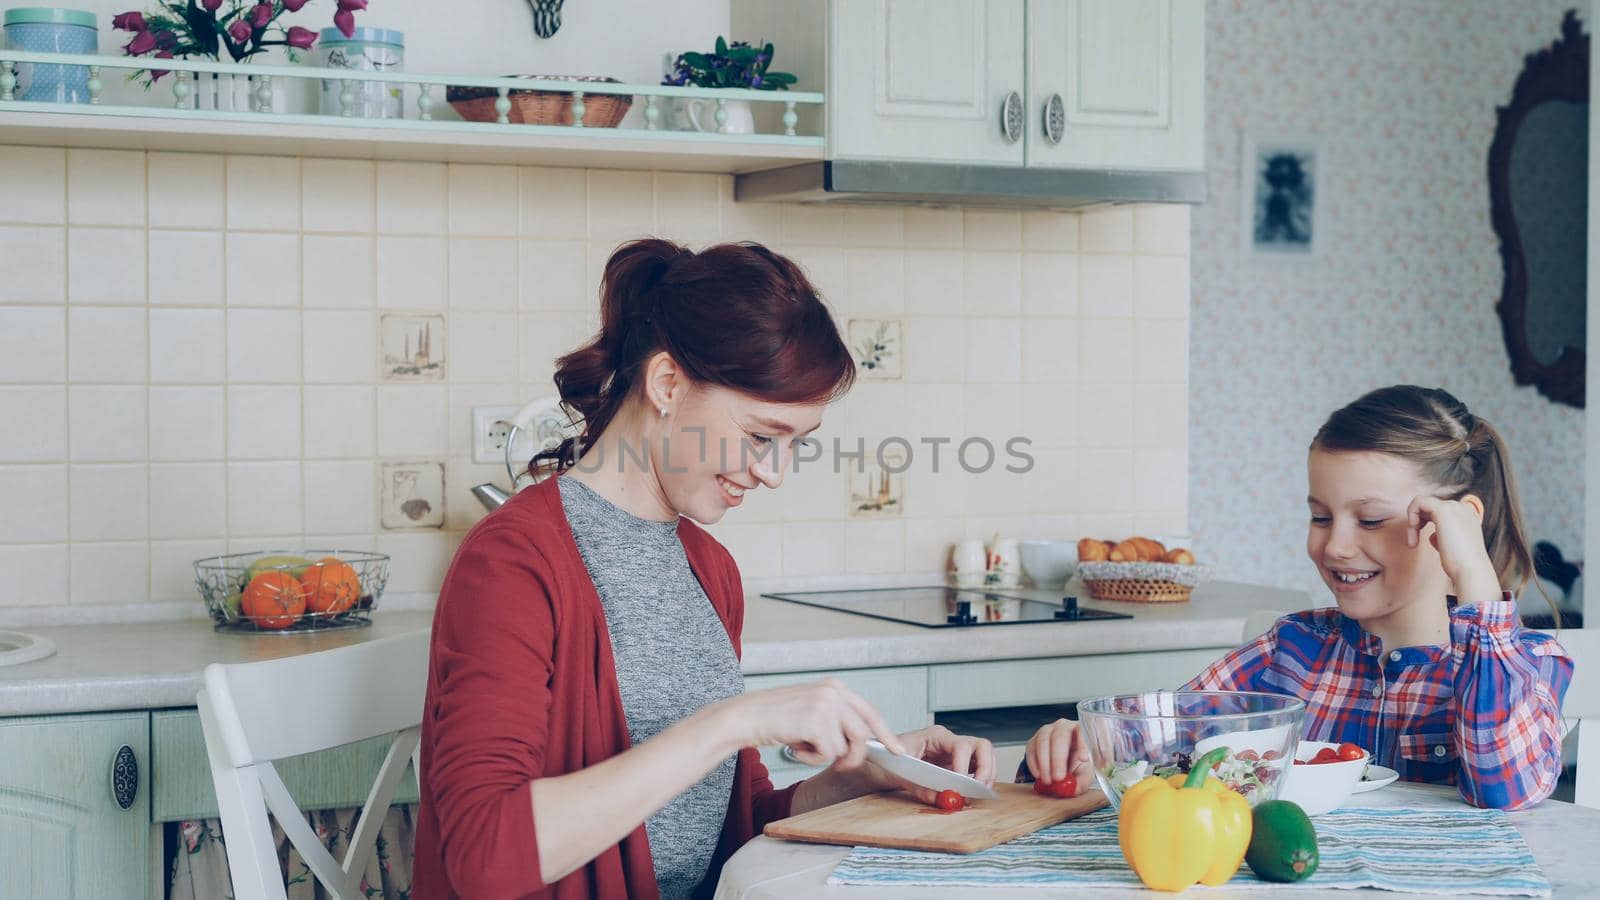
(1116, 747, 1254, 891)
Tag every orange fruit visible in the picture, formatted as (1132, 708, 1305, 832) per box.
(300, 557, 361, 615)
(241, 570, 306, 629)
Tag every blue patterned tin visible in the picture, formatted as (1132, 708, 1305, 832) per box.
(3, 8, 99, 103)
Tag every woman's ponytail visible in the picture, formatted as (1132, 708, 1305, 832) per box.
(1467, 418, 1536, 597)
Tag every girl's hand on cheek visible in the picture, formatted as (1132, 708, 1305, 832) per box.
(1406, 495, 1501, 603)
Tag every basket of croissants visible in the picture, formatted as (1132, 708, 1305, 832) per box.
(1076, 536, 1208, 603)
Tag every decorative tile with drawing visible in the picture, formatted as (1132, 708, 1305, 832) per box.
(380, 313, 446, 382)
(848, 318, 902, 380)
(848, 446, 905, 518)
(380, 461, 445, 529)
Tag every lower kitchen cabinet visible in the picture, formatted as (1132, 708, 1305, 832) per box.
(0, 711, 150, 900)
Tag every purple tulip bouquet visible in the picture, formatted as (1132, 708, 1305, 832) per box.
(113, 0, 372, 82)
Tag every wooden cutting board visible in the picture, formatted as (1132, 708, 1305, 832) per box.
(763, 783, 1108, 854)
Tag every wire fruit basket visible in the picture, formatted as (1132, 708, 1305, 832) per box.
(194, 550, 390, 634)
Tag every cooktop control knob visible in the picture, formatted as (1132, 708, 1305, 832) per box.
(947, 599, 977, 625)
(1055, 596, 1081, 620)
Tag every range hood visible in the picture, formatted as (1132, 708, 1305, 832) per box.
(734, 160, 1207, 209)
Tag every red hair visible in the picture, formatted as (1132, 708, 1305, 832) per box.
(533, 239, 855, 475)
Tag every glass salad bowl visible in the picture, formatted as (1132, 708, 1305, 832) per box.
(1077, 690, 1305, 809)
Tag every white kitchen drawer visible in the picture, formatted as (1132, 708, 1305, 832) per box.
(928, 648, 1224, 712)
(743, 666, 930, 788)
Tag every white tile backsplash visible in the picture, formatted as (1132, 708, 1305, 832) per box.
(69, 464, 148, 541)
(0, 226, 66, 303)
(376, 162, 447, 235)
(149, 229, 224, 306)
(448, 164, 520, 237)
(226, 232, 300, 307)
(303, 235, 374, 308)
(227, 461, 303, 535)
(226, 156, 300, 231)
(0, 543, 68, 607)
(148, 153, 224, 229)
(68, 307, 146, 384)
(0, 146, 64, 225)
(150, 308, 224, 384)
(0, 152, 1191, 612)
(303, 310, 378, 383)
(226, 385, 302, 459)
(70, 541, 149, 605)
(302, 158, 376, 234)
(449, 238, 519, 309)
(68, 227, 145, 305)
(69, 385, 146, 462)
(149, 461, 224, 540)
(226, 309, 301, 383)
(150, 386, 225, 461)
(0, 386, 66, 463)
(67, 149, 146, 227)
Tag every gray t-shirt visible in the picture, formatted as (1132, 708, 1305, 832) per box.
(557, 476, 744, 900)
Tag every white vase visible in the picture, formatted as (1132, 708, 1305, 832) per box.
(683, 98, 756, 135)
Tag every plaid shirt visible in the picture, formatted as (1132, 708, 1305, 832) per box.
(1183, 597, 1573, 810)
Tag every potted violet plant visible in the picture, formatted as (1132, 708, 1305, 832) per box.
(661, 36, 795, 134)
(112, 0, 372, 110)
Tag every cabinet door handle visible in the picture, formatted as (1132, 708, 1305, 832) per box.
(999, 91, 1024, 143)
(110, 744, 139, 810)
(1042, 93, 1066, 145)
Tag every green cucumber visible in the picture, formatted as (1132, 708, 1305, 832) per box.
(1245, 800, 1319, 882)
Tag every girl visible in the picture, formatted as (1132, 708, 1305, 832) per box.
(413, 239, 994, 900)
(1023, 385, 1573, 810)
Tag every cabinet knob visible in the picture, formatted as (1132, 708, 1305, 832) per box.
(110, 744, 139, 810)
(1000, 91, 1024, 143)
(1042, 93, 1066, 145)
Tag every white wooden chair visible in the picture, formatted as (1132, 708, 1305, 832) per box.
(196, 630, 429, 900)
(1538, 628, 1597, 809)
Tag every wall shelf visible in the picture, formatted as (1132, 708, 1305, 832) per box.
(0, 51, 824, 174)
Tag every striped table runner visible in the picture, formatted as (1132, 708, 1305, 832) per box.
(829, 807, 1551, 895)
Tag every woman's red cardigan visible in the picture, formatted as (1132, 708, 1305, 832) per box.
(412, 477, 798, 899)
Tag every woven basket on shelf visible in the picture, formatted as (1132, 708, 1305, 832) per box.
(1077, 560, 1210, 604)
(446, 75, 632, 127)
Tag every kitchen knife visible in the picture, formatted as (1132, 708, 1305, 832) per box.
(864, 740, 1000, 800)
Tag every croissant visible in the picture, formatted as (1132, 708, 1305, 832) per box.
(1109, 540, 1140, 562)
(1078, 538, 1111, 562)
(1165, 547, 1196, 565)
(1130, 537, 1167, 561)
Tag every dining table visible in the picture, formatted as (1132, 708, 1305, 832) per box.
(714, 783, 1600, 898)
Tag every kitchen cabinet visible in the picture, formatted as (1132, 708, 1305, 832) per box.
(0, 711, 149, 900)
(739, 0, 1204, 172)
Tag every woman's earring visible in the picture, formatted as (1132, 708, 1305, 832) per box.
(659, 407, 668, 418)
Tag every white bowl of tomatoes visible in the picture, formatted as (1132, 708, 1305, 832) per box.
(1277, 739, 1368, 816)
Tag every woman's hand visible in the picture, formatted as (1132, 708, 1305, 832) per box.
(714, 678, 908, 771)
(1406, 494, 1501, 604)
(1023, 718, 1093, 796)
(860, 725, 995, 805)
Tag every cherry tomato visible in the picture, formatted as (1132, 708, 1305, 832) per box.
(1337, 742, 1366, 761)
(1032, 774, 1077, 798)
(1261, 749, 1282, 761)
(1312, 747, 1340, 764)
(934, 789, 965, 811)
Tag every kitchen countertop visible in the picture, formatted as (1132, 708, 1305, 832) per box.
(0, 580, 1307, 717)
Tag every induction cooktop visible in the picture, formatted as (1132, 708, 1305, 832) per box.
(761, 587, 1132, 628)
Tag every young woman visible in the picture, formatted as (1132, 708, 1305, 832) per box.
(413, 239, 995, 899)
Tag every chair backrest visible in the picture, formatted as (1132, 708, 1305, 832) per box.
(197, 629, 429, 900)
(1241, 609, 1288, 644)
(1538, 628, 1598, 809)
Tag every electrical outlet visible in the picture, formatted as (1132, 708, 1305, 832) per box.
(472, 405, 521, 465)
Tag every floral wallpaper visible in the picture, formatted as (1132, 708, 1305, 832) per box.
(1190, 0, 1585, 599)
